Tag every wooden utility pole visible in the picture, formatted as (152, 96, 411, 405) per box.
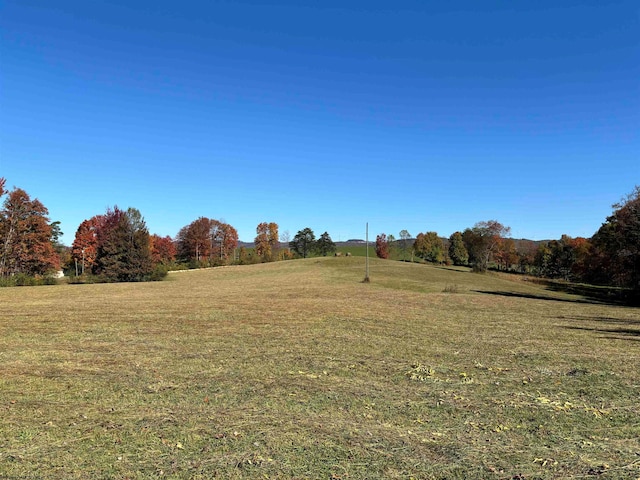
(364, 222, 370, 283)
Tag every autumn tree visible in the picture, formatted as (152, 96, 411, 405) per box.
(72, 217, 100, 275)
(590, 186, 640, 294)
(177, 217, 209, 264)
(0, 184, 60, 277)
(278, 249, 296, 260)
(516, 240, 538, 273)
(316, 231, 336, 256)
(290, 228, 316, 258)
(495, 237, 517, 271)
(413, 232, 445, 263)
(219, 222, 239, 262)
(462, 220, 510, 272)
(375, 233, 390, 259)
(176, 217, 237, 266)
(533, 235, 591, 281)
(255, 222, 279, 262)
(150, 234, 177, 265)
(448, 231, 469, 266)
(567, 236, 592, 281)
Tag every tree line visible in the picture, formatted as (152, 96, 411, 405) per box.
(374, 186, 640, 298)
(0, 177, 340, 284)
(1, 176, 638, 299)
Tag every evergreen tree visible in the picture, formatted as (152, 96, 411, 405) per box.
(94, 207, 153, 281)
(316, 231, 336, 256)
(290, 228, 316, 258)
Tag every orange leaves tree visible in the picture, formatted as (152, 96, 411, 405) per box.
(255, 222, 279, 262)
(72, 217, 100, 275)
(494, 237, 518, 271)
(0, 180, 60, 277)
(176, 217, 238, 266)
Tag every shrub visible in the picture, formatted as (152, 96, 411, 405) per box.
(0, 274, 59, 287)
(13, 274, 37, 286)
(42, 276, 59, 285)
(148, 264, 169, 281)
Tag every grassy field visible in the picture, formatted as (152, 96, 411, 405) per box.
(1, 257, 639, 479)
(335, 244, 401, 260)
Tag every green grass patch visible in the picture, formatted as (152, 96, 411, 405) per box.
(1, 258, 639, 478)
(335, 244, 411, 261)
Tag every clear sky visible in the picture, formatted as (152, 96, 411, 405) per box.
(1, 0, 638, 244)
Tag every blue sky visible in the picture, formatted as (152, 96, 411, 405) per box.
(1, 0, 638, 244)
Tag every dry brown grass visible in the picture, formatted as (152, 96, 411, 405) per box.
(1, 257, 639, 479)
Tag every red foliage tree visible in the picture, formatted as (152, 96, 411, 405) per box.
(375, 233, 390, 259)
(72, 217, 100, 275)
(0, 185, 60, 277)
(177, 217, 210, 263)
(150, 234, 177, 265)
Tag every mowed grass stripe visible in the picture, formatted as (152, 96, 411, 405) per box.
(0, 257, 638, 479)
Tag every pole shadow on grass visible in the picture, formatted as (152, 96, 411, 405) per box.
(563, 325, 640, 341)
(559, 315, 640, 325)
(474, 290, 602, 305)
(559, 315, 640, 342)
(525, 278, 637, 306)
(475, 287, 640, 306)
